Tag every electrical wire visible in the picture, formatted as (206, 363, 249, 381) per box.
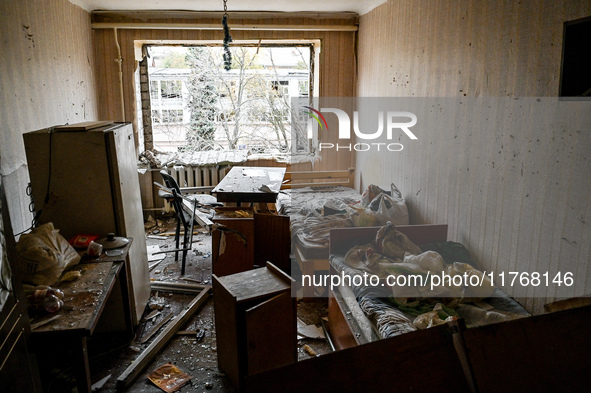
(222, 0, 233, 71)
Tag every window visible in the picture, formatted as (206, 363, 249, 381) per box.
(270, 80, 289, 97)
(150, 81, 159, 100)
(152, 109, 183, 124)
(160, 80, 182, 99)
(140, 43, 317, 153)
(298, 80, 309, 97)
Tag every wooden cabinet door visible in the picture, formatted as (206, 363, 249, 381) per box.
(245, 291, 296, 375)
(106, 124, 150, 325)
(254, 212, 290, 272)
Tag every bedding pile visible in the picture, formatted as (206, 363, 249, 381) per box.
(331, 222, 530, 339)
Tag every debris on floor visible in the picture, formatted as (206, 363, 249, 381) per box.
(147, 244, 166, 262)
(147, 363, 192, 393)
(302, 344, 317, 357)
(148, 295, 167, 310)
(82, 213, 331, 392)
(91, 374, 111, 392)
(297, 318, 326, 340)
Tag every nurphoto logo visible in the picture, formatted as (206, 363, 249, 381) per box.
(305, 106, 418, 152)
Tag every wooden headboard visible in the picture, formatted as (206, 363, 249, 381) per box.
(281, 167, 355, 189)
(329, 224, 449, 256)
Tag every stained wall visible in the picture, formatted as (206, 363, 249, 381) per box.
(0, 0, 98, 233)
(356, 0, 591, 313)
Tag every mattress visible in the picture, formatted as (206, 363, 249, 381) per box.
(277, 186, 362, 260)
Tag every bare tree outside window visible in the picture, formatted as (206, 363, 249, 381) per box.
(146, 45, 311, 154)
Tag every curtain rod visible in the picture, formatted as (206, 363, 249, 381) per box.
(91, 22, 358, 32)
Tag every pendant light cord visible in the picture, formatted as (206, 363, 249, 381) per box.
(222, 0, 233, 71)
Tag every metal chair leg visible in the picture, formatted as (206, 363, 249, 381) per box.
(180, 200, 197, 276)
(174, 217, 181, 261)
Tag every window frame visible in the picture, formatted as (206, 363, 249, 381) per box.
(136, 39, 321, 155)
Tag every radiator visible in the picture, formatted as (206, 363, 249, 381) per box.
(161, 165, 229, 211)
(166, 165, 229, 189)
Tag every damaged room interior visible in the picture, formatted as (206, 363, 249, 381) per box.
(1, 0, 590, 392)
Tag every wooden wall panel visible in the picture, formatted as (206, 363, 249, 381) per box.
(0, 0, 98, 233)
(92, 15, 358, 174)
(356, 0, 591, 314)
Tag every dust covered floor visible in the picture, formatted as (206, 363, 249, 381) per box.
(45, 214, 331, 393)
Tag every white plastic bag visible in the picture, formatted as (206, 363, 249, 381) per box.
(16, 222, 81, 286)
(373, 193, 409, 225)
(402, 251, 445, 272)
(361, 184, 388, 206)
(347, 204, 378, 227)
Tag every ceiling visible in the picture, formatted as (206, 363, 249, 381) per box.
(69, 0, 387, 15)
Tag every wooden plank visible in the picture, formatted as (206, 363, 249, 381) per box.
(149, 281, 207, 290)
(91, 11, 360, 23)
(396, 224, 449, 245)
(150, 281, 206, 294)
(281, 168, 355, 189)
(463, 305, 591, 393)
(281, 181, 353, 189)
(181, 198, 213, 228)
(327, 287, 373, 350)
(245, 322, 470, 393)
(116, 286, 211, 389)
(284, 168, 355, 181)
(107, 124, 151, 325)
(543, 295, 591, 313)
(91, 22, 359, 32)
(139, 313, 174, 344)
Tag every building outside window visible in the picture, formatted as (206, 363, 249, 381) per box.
(144, 45, 313, 154)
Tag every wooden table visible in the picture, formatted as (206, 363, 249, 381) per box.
(30, 242, 133, 393)
(212, 166, 286, 205)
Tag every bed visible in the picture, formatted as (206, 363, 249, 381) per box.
(278, 168, 414, 297)
(242, 222, 589, 392)
(277, 169, 357, 296)
(327, 225, 530, 350)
